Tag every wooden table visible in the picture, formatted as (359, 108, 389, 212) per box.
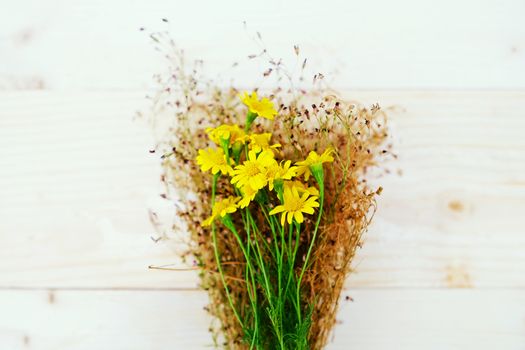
(1, 1, 524, 349)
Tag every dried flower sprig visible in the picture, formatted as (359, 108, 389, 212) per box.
(143, 32, 390, 349)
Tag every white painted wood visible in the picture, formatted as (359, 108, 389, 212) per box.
(1, 0, 525, 90)
(0, 289, 523, 349)
(0, 91, 524, 289)
(2, 2, 525, 347)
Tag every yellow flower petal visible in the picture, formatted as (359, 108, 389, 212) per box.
(231, 150, 275, 190)
(269, 205, 285, 215)
(294, 211, 304, 223)
(202, 196, 240, 227)
(206, 124, 247, 146)
(238, 184, 258, 208)
(196, 148, 233, 176)
(268, 183, 320, 225)
(240, 92, 278, 120)
(287, 212, 294, 225)
(295, 147, 335, 180)
(248, 133, 281, 153)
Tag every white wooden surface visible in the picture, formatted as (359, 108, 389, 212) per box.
(1, 1, 525, 349)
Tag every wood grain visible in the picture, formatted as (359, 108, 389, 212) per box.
(1, 0, 525, 90)
(2, 1, 525, 347)
(1, 91, 524, 289)
(1, 289, 523, 350)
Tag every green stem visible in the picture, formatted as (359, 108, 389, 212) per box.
(274, 220, 288, 348)
(224, 217, 261, 348)
(258, 203, 278, 260)
(244, 212, 260, 350)
(296, 180, 324, 321)
(245, 111, 258, 132)
(246, 210, 285, 348)
(287, 221, 294, 260)
(284, 223, 300, 308)
(210, 174, 244, 327)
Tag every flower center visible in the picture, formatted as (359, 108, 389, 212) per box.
(252, 101, 263, 111)
(285, 197, 302, 212)
(214, 154, 226, 165)
(244, 162, 261, 176)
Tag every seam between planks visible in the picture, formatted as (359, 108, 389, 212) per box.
(2, 88, 525, 93)
(1, 286, 524, 292)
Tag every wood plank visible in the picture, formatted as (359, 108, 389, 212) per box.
(1, 0, 525, 90)
(0, 91, 524, 288)
(0, 289, 523, 349)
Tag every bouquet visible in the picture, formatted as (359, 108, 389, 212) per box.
(145, 35, 389, 349)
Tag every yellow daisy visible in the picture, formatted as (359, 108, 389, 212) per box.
(295, 147, 335, 180)
(202, 196, 241, 226)
(269, 186, 319, 225)
(196, 148, 233, 175)
(238, 183, 258, 208)
(266, 160, 297, 190)
(240, 92, 278, 120)
(284, 180, 319, 197)
(248, 133, 281, 153)
(231, 150, 275, 190)
(206, 124, 248, 146)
